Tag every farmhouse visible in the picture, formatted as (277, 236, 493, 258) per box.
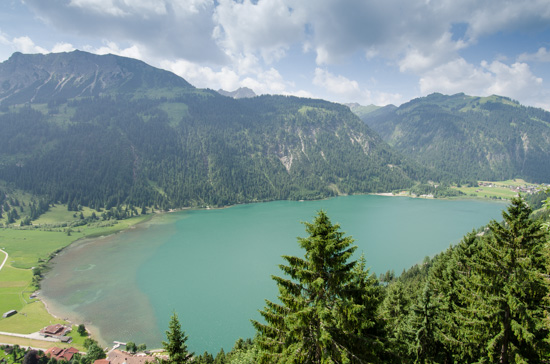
(102, 349, 156, 364)
(40, 324, 72, 342)
(45, 347, 80, 361)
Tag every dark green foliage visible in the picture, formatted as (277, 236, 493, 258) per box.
(77, 324, 86, 336)
(359, 93, 550, 183)
(83, 337, 98, 349)
(381, 197, 550, 363)
(84, 342, 106, 364)
(194, 352, 214, 364)
(409, 183, 465, 198)
(22, 350, 38, 364)
(162, 312, 193, 364)
(253, 211, 386, 363)
(0, 52, 423, 211)
(379, 280, 412, 362)
(455, 197, 549, 363)
(7, 208, 19, 224)
(125, 342, 136, 353)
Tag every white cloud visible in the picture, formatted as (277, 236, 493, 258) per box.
(25, 0, 225, 63)
(12, 36, 48, 54)
(313, 68, 402, 105)
(68, 0, 129, 17)
(518, 47, 550, 63)
(0, 32, 9, 46)
(465, 0, 550, 40)
(419, 58, 491, 95)
(399, 32, 468, 73)
(161, 56, 293, 95)
(282, 89, 314, 99)
(482, 60, 542, 97)
(51, 42, 76, 53)
(371, 92, 404, 107)
(161, 58, 240, 90)
(313, 68, 361, 99)
(213, 0, 305, 63)
(84, 42, 143, 59)
(4, 0, 548, 110)
(242, 68, 289, 94)
(68, 0, 168, 17)
(419, 58, 544, 107)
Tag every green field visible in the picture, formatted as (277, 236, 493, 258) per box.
(453, 179, 542, 199)
(0, 205, 150, 348)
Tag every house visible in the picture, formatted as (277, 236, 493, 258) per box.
(40, 324, 72, 341)
(94, 360, 110, 364)
(45, 347, 80, 361)
(105, 349, 156, 364)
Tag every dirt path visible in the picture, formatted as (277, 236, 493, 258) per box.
(0, 249, 7, 271)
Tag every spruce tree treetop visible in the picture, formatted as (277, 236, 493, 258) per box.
(253, 210, 385, 364)
(163, 312, 193, 364)
(457, 196, 549, 363)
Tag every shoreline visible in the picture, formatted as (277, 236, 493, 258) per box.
(39, 276, 108, 349)
(33, 215, 158, 350)
(34, 193, 509, 352)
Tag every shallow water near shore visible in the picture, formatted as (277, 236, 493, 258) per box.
(41, 195, 505, 353)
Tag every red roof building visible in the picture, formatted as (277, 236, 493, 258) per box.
(106, 350, 155, 364)
(40, 324, 72, 337)
(45, 347, 80, 361)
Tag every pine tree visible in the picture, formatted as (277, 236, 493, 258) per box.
(409, 282, 444, 364)
(457, 196, 549, 363)
(380, 280, 413, 363)
(252, 210, 384, 363)
(163, 312, 193, 364)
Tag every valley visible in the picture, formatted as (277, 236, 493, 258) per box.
(0, 50, 549, 363)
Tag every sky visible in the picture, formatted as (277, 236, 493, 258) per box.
(0, 0, 549, 110)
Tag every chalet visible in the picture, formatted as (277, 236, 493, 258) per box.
(40, 324, 72, 342)
(45, 347, 80, 361)
(105, 350, 156, 364)
(40, 324, 71, 336)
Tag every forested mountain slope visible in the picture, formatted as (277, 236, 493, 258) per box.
(358, 93, 550, 183)
(0, 51, 424, 210)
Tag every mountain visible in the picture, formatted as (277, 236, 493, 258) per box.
(344, 103, 383, 119)
(0, 51, 192, 105)
(217, 87, 257, 99)
(357, 93, 550, 183)
(0, 51, 422, 210)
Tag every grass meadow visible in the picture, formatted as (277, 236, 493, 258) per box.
(0, 205, 149, 348)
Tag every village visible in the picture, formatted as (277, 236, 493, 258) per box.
(476, 181, 546, 195)
(0, 322, 163, 364)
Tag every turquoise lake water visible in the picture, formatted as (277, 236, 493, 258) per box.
(40, 195, 506, 354)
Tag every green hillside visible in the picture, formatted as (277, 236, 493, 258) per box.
(0, 51, 424, 212)
(358, 93, 550, 183)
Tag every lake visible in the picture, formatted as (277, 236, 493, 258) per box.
(40, 195, 506, 354)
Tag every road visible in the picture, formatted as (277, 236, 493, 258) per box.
(0, 248, 7, 271)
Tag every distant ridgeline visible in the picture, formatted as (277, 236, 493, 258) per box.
(0, 51, 425, 211)
(357, 93, 550, 183)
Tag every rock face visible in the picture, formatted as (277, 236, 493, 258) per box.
(0, 50, 191, 105)
(217, 87, 257, 99)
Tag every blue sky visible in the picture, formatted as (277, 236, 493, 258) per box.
(1, 0, 549, 109)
